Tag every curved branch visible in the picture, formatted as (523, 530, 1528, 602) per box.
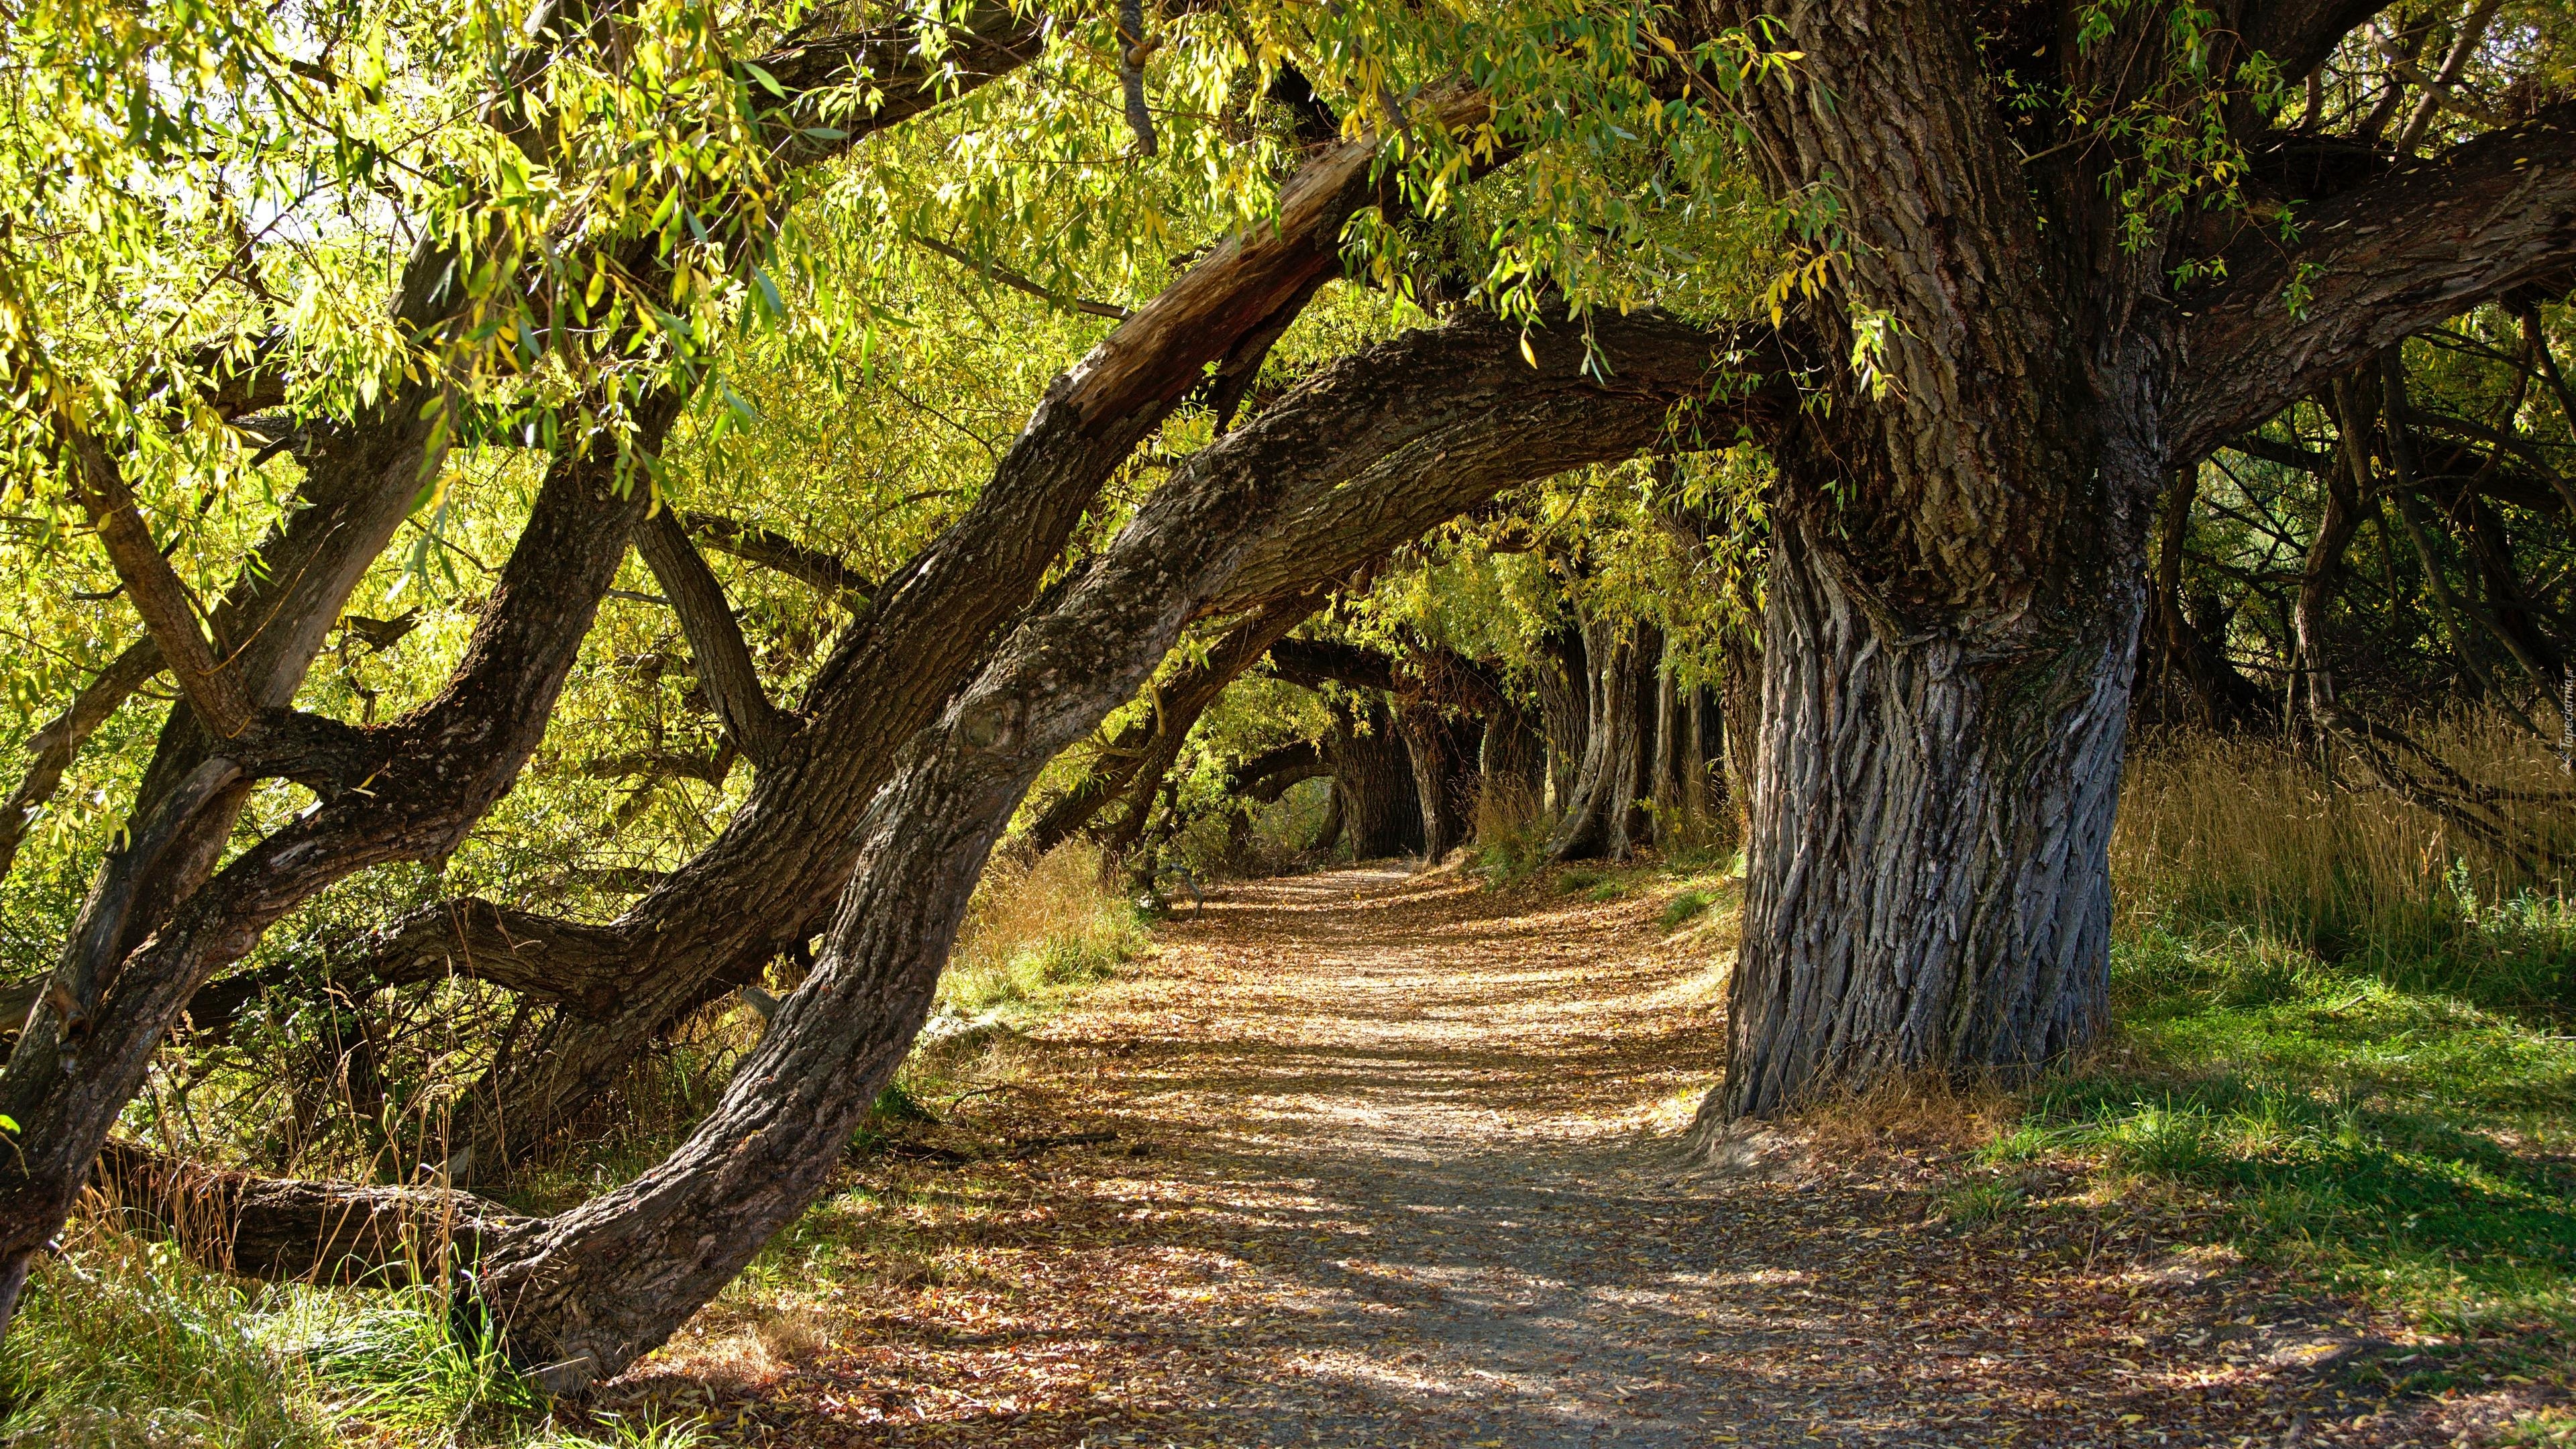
(680, 512, 871, 600)
(2176, 102, 2576, 460)
(1022, 593, 1326, 855)
(635, 510, 792, 767)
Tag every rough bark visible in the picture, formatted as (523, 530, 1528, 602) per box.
(1397, 702, 1475, 863)
(1707, 517, 2139, 1121)
(0, 421, 658, 1319)
(1665, 0, 2169, 1123)
(91, 1140, 532, 1285)
(1331, 704, 1424, 860)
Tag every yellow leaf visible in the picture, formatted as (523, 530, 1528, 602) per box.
(1519, 332, 1538, 369)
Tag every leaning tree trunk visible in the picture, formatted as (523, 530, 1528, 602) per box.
(463, 276, 1415, 1390)
(1705, 515, 2144, 1121)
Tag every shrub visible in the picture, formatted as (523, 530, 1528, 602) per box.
(1468, 777, 1552, 887)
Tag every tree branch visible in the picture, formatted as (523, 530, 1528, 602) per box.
(680, 512, 872, 600)
(2242, 2, 2395, 92)
(2175, 101, 2576, 461)
(907, 234, 1132, 320)
(93, 1139, 529, 1285)
(635, 510, 792, 767)
(0, 640, 163, 881)
(59, 431, 253, 740)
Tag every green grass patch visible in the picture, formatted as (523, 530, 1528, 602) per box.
(0, 1226, 691, 1448)
(1661, 886, 1723, 930)
(1994, 919, 2576, 1379)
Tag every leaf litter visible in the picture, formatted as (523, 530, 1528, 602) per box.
(580, 867, 2545, 1448)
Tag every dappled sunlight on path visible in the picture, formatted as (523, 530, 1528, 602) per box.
(608, 867, 2435, 1448)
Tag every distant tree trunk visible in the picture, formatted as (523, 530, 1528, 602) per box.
(1719, 635, 1760, 836)
(1648, 642, 1686, 850)
(1332, 703, 1423, 859)
(1479, 708, 1545, 799)
(1397, 703, 1473, 863)
(1309, 782, 1346, 855)
(1549, 617, 1658, 861)
(1536, 625, 1588, 813)
(2136, 464, 2272, 733)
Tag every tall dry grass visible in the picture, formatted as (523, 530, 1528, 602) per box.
(2112, 711, 2576, 1012)
(938, 841, 1146, 1014)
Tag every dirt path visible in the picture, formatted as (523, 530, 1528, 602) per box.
(616, 867, 2430, 1448)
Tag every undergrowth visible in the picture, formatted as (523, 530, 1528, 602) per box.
(0, 843, 1140, 1448)
(938, 841, 1147, 1016)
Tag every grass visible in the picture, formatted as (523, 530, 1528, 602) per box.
(1661, 885, 1723, 930)
(936, 841, 1148, 1016)
(0, 1216, 700, 1448)
(1467, 777, 1552, 887)
(1966, 721, 2576, 1400)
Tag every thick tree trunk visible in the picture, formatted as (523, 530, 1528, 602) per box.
(1332, 705, 1423, 859)
(1549, 618, 1659, 861)
(1397, 703, 1474, 863)
(1703, 517, 2143, 1122)
(1536, 625, 1589, 813)
(1660, 0, 2576, 1125)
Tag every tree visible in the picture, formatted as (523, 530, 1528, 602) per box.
(1687, 0, 2576, 1121)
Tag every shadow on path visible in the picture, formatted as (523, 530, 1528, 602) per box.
(614, 866, 2420, 1449)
